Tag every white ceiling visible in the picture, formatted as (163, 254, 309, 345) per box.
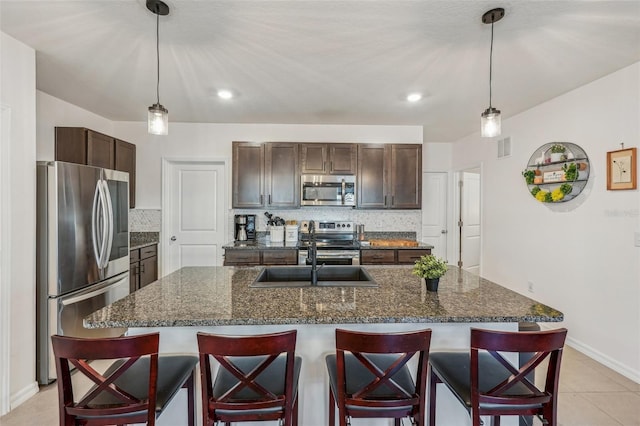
(1, 1, 639, 141)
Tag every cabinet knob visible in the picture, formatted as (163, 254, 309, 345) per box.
(170, 236, 177, 241)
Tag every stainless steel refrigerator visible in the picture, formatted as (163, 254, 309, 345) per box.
(36, 161, 130, 385)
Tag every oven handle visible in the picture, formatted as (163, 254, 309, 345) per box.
(341, 179, 346, 205)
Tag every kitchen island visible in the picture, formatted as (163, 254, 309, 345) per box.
(85, 266, 563, 426)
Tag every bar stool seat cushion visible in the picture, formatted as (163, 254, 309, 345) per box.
(326, 353, 416, 412)
(429, 352, 543, 411)
(211, 355, 302, 416)
(80, 355, 198, 419)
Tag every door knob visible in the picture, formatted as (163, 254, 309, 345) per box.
(170, 236, 177, 241)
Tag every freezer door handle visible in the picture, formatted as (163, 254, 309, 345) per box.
(61, 276, 127, 306)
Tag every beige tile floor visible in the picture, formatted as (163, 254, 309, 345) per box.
(1, 345, 638, 426)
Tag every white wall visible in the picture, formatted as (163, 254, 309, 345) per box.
(36, 91, 113, 161)
(0, 32, 38, 408)
(452, 62, 640, 382)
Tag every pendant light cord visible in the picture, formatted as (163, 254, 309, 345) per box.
(155, 10, 160, 105)
(489, 20, 494, 109)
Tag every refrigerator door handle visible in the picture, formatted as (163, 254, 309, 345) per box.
(97, 178, 110, 269)
(102, 179, 114, 269)
(91, 181, 102, 266)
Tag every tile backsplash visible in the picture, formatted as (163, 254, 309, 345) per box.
(129, 209, 162, 232)
(131, 208, 423, 241)
(232, 208, 422, 240)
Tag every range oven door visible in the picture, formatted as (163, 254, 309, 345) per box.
(298, 249, 360, 265)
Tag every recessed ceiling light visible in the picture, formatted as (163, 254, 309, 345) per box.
(406, 93, 422, 102)
(217, 89, 234, 100)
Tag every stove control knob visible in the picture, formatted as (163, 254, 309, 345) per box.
(346, 224, 351, 227)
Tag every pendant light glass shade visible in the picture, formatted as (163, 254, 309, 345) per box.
(480, 8, 504, 138)
(481, 106, 501, 138)
(147, 0, 170, 135)
(148, 103, 168, 135)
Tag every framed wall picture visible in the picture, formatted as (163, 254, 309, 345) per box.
(607, 147, 636, 190)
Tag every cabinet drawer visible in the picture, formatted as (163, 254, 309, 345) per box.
(360, 249, 396, 264)
(140, 244, 157, 260)
(262, 250, 298, 265)
(224, 250, 261, 266)
(130, 248, 140, 263)
(397, 249, 431, 264)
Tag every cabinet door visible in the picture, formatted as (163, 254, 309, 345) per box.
(232, 142, 265, 208)
(360, 249, 396, 264)
(86, 130, 115, 169)
(300, 144, 328, 174)
(357, 144, 388, 208)
(139, 256, 158, 288)
(129, 262, 139, 293)
(262, 250, 298, 265)
(329, 144, 357, 175)
(114, 139, 136, 208)
(265, 143, 299, 208)
(397, 249, 431, 264)
(55, 127, 88, 164)
(389, 144, 422, 209)
(223, 250, 261, 266)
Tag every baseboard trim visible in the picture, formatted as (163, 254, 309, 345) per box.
(538, 323, 640, 384)
(10, 381, 38, 410)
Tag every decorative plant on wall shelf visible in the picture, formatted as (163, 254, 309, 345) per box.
(523, 142, 590, 205)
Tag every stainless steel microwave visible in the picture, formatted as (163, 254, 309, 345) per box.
(301, 175, 356, 206)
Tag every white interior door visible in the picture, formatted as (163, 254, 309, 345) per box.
(422, 172, 448, 261)
(163, 160, 227, 275)
(460, 171, 481, 274)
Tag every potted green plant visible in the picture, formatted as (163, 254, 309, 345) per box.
(412, 254, 448, 291)
(549, 144, 566, 162)
(563, 163, 579, 181)
(522, 169, 535, 185)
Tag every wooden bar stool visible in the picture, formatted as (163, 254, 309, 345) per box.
(51, 333, 198, 426)
(197, 329, 302, 426)
(428, 327, 568, 426)
(326, 328, 432, 426)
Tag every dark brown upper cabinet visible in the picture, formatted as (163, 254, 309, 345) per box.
(232, 141, 299, 209)
(55, 127, 136, 207)
(300, 143, 357, 175)
(232, 142, 265, 208)
(265, 142, 299, 208)
(357, 144, 422, 209)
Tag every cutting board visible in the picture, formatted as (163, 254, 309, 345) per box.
(368, 239, 419, 247)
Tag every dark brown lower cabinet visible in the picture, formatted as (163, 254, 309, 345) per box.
(224, 249, 298, 266)
(360, 248, 431, 265)
(130, 244, 158, 292)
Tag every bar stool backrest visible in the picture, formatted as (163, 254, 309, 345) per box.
(470, 327, 568, 414)
(51, 333, 160, 426)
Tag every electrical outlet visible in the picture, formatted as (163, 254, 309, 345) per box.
(528, 281, 534, 293)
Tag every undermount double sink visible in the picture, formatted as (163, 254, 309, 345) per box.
(249, 266, 378, 288)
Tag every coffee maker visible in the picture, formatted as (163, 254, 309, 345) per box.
(235, 214, 256, 241)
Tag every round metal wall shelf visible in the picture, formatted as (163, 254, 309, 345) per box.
(523, 142, 590, 203)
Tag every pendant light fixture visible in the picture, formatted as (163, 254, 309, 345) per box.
(147, 0, 170, 135)
(480, 7, 505, 138)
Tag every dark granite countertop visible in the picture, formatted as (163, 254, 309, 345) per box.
(222, 239, 300, 250)
(359, 243, 434, 250)
(84, 266, 563, 328)
(130, 232, 159, 251)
